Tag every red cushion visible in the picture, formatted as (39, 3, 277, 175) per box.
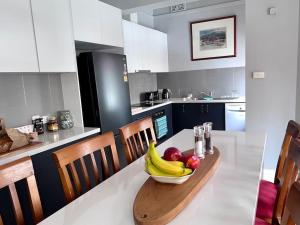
(255, 217, 269, 225)
(256, 180, 278, 220)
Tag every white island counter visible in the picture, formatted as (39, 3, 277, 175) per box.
(38, 129, 266, 225)
(0, 127, 100, 166)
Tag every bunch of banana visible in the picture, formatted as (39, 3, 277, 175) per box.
(145, 141, 192, 177)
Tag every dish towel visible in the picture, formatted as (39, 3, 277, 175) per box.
(154, 116, 168, 139)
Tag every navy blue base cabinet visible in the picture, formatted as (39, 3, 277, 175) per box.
(172, 103, 225, 134)
(132, 104, 173, 145)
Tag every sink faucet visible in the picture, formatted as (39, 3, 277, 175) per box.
(201, 91, 214, 98)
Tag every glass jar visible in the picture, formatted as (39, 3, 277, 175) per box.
(47, 117, 59, 132)
(203, 122, 214, 154)
(58, 110, 74, 130)
(194, 125, 205, 159)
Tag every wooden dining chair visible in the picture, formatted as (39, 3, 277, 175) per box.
(0, 215, 3, 225)
(119, 117, 156, 164)
(0, 157, 43, 225)
(272, 138, 300, 225)
(255, 181, 300, 225)
(256, 120, 300, 223)
(53, 131, 120, 203)
(274, 120, 300, 184)
(280, 181, 300, 225)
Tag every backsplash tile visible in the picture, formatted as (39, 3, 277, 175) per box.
(0, 73, 64, 127)
(128, 72, 158, 104)
(157, 67, 245, 98)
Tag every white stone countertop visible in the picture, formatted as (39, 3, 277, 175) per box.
(131, 97, 246, 115)
(0, 127, 100, 166)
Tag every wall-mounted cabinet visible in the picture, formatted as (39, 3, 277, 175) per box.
(0, 0, 39, 72)
(123, 20, 169, 73)
(31, 0, 76, 72)
(71, 0, 123, 48)
(0, 0, 76, 73)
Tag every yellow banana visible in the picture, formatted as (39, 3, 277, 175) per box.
(146, 157, 177, 177)
(166, 160, 184, 168)
(148, 141, 186, 176)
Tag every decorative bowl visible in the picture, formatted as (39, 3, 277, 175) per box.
(146, 170, 196, 184)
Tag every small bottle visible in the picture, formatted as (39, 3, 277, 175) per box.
(194, 125, 205, 159)
(203, 122, 214, 154)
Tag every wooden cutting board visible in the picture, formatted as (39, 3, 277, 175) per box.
(133, 147, 221, 225)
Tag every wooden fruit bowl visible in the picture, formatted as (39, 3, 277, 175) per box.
(134, 147, 220, 225)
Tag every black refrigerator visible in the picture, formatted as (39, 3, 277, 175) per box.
(77, 52, 132, 166)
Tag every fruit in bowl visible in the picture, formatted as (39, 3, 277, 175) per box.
(181, 154, 200, 170)
(163, 147, 183, 161)
(145, 141, 198, 184)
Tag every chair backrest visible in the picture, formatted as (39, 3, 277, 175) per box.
(0, 157, 43, 225)
(274, 137, 300, 224)
(0, 215, 3, 225)
(281, 181, 300, 225)
(275, 120, 300, 184)
(53, 131, 120, 203)
(119, 117, 156, 164)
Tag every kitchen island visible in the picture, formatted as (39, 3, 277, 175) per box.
(38, 129, 266, 225)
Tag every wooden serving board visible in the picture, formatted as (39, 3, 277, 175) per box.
(133, 147, 221, 225)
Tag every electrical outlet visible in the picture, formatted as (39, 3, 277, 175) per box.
(252, 72, 265, 79)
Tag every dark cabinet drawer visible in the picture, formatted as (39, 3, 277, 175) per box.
(172, 103, 225, 134)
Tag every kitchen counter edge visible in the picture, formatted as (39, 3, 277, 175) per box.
(0, 127, 100, 166)
(131, 98, 246, 116)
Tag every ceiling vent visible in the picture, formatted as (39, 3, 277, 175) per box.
(170, 3, 186, 13)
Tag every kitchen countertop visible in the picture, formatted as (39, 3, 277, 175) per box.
(131, 97, 246, 115)
(0, 127, 100, 166)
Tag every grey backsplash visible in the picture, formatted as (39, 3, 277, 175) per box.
(0, 73, 64, 127)
(157, 67, 245, 98)
(128, 72, 158, 104)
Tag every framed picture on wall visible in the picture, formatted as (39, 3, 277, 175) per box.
(190, 15, 236, 61)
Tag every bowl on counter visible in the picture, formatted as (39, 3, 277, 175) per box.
(146, 170, 196, 184)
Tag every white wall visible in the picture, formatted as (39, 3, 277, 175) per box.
(154, 1, 245, 72)
(297, 4, 300, 123)
(246, 0, 299, 177)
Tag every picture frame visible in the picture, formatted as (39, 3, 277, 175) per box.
(190, 15, 236, 61)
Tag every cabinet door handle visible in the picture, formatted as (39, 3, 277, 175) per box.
(201, 105, 204, 114)
(206, 104, 209, 113)
(182, 104, 185, 113)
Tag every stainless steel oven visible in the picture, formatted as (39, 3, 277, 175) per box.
(152, 110, 168, 140)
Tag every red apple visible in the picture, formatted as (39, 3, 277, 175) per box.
(185, 155, 200, 170)
(163, 147, 183, 161)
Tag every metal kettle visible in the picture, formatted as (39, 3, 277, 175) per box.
(162, 89, 171, 99)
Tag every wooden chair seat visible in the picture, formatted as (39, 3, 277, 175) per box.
(53, 131, 120, 203)
(0, 157, 43, 225)
(119, 117, 156, 164)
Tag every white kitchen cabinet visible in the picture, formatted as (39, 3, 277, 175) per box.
(31, 0, 76, 72)
(122, 20, 169, 73)
(71, 0, 101, 44)
(0, 0, 39, 72)
(99, 1, 123, 48)
(71, 0, 123, 48)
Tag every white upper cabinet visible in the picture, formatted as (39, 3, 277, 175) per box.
(71, 0, 101, 44)
(31, 0, 76, 72)
(71, 0, 123, 48)
(0, 0, 39, 72)
(123, 20, 169, 73)
(99, 1, 123, 48)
